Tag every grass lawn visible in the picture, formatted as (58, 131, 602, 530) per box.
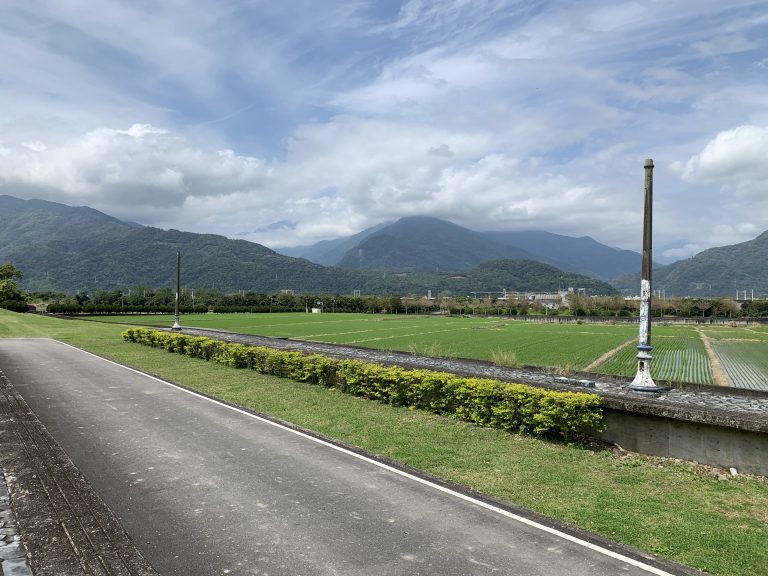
(2, 310, 767, 575)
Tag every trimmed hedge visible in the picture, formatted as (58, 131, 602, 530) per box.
(122, 328, 605, 440)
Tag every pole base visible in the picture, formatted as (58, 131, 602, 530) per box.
(629, 349, 665, 392)
(628, 384, 668, 393)
(171, 317, 182, 331)
(629, 371, 666, 392)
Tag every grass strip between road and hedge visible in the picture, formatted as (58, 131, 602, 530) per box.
(122, 327, 604, 441)
(1, 311, 768, 576)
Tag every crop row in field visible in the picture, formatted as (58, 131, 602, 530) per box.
(596, 335, 713, 385)
(711, 341, 768, 391)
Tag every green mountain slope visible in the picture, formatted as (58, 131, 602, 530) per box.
(610, 231, 768, 297)
(279, 221, 391, 265)
(0, 195, 363, 293)
(282, 215, 642, 279)
(335, 216, 531, 272)
(349, 260, 616, 296)
(485, 230, 642, 279)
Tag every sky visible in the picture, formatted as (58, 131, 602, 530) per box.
(1, 0, 768, 263)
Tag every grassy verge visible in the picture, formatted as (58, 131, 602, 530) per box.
(2, 311, 768, 575)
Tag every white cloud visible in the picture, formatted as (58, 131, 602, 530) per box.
(0, 124, 273, 223)
(680, 125, 768, 197)
(21, 141, 47, 152)
(661, 243, 704, 261)
(0, 117, 626, 248)
(692, 35, 759, 56)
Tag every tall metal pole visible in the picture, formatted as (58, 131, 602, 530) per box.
(172, 250, 182, 331)
(630, 159, 661, 391)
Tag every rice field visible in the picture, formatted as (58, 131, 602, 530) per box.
(90, 313, 768, 388)
(711, 340, 768, 390)
(595, 333, 714, 385)
(93, 312, 635, 369)
(700, 325, 768, 342)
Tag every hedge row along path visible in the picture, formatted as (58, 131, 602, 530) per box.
(124, 328, 605, 441)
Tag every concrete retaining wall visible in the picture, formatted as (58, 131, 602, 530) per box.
(600, 409, 768, 476)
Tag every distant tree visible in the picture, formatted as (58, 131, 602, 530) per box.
(711, 298, 740, 318)
(0, 263, 23, 282)
(0, 263, 28, 312)
(74, 291, 91, 306)
(740, 300, 768, 317)
(566, 293, 587, 316)
(389, 294, 403, 313)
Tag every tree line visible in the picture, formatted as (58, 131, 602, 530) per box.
(38, 287, 768, 318)
(3, 261, 767, 318)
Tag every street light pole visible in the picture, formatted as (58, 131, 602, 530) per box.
(630, 159, 662, 391)
(172, 250, 182, 331)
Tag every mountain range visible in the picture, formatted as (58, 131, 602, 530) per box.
(279, 216, 644, 280)
(281, 216, 768, 298)
(2, 194, 765, 298)
(0, 195, 615, 296)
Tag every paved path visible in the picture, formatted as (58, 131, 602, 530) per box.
(0, 338, 696, 576)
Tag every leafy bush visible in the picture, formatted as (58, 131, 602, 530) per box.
(0, 299, 28, 313)
(123, 328, 604, 441)
(0, 300, 28, 312)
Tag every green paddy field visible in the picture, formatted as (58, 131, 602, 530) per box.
(91, 312, 768, 390)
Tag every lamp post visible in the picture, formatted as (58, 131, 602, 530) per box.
(630, 159, 662, 391)
(172, 250, 182, 331)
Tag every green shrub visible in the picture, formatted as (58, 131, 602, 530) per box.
(122, 328, 604, 441)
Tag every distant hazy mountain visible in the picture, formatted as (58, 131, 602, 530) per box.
(279, 221, 391, 265)
(611, 230, 768, 298)
(335, 216, 532, 272)
(0, 195, 616, 296)
(281, 215, 641, 279)
(484, 230, 642, 279)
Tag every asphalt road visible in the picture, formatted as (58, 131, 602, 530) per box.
(0, 338, 686, 576)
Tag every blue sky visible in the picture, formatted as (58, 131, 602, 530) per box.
(2, 0, 768, 263)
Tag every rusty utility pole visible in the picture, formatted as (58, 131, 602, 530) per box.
(172, 250, 182, 331)
(630, 159, 662, 391)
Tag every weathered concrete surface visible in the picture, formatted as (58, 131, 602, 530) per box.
(0, 470, 32, 576)
(0, 354, 158, 576)
(600, 409, 768, 476)
(0, 338, 700, 576)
